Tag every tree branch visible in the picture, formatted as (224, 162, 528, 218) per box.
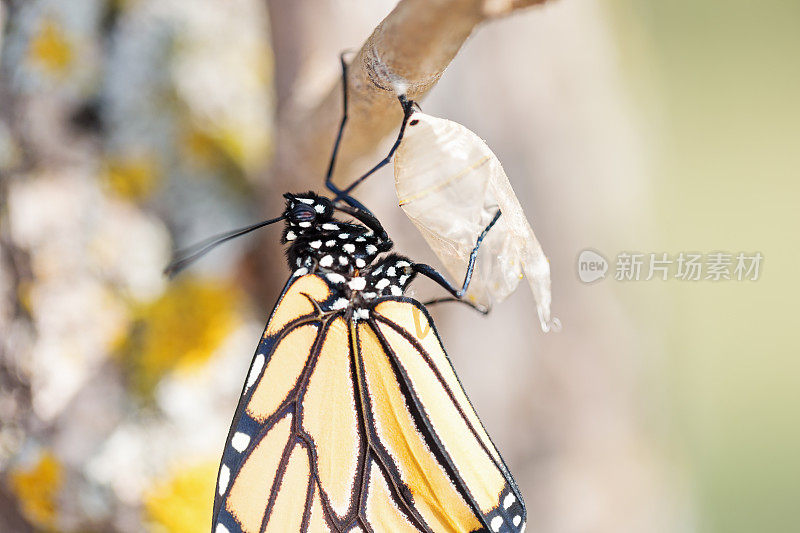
(267, 0, 549, 195)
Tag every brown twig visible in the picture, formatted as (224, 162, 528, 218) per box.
(268, 0, 548, 193)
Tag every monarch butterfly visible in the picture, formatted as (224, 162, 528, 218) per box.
(168, 56, 527, 533)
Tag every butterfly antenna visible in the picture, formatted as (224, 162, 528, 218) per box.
(164, 214, 286, 277)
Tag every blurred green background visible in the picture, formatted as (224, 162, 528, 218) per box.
(619, 1, 800, 532)
(1, 0, 798, 531)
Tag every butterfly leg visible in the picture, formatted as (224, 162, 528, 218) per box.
(323, 53, 376, 216)
(421, 296, 490, 315)
(412, 209, 502, 309)
(324, 55, 416, 215)
(334, 202, 392, 246)
(324, 55, 353, 197)
(334, 94, 415, 203)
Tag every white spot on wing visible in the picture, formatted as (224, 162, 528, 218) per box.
(299, 221, 311, 228)
(396, 260, 411, 267)
(390, 286, 402, 296)
(314, 204, 326, 213)
(513, 515, 522, 527)
(338, 256, 348, 265)
(504, 493, 516, 509)
(326, 240, 336, 247)
(387, 267, 396, 276)
(285, 231, 296, 240)
(354, 308, 370, 320)
(355, 258, 366, 268)
(322, 223, 339, 230)
(218, 465, 230, 495)
(320, 255, 333, 267)
(294, 267, 309, 277)
(491, 516, 503, 532)
(231, 432, 251, 452)
(299, 198, 314, 204)
(246, 354, 265, 391)
(216, 524, 230, 533)
(310, 240, 322, 248)
(339, 233, 349, 239)
(343, 243, 356, 253)
(375, 279, 390, 290)
(365, 244, 378, 255)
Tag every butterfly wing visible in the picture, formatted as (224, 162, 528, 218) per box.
(212, 274, 525, 533)
(212, 273, 348, 533)
(357, 299, 526, 533)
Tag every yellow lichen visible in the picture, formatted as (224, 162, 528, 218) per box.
(144, 459, 218, 533)
(181, 126, 223, 171)
(180, 122, 271, 182)
(28, 18, 74, 77)
(116, 276, 241, 396)
(102, 154, 160, 201)
(8, 451, 63, 529)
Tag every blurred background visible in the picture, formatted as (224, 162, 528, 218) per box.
(1, 0, 797, 531)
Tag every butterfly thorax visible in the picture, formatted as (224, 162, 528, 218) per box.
(281, 192, 418, 312)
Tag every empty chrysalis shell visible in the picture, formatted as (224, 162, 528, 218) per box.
(394, 112, 554, 331)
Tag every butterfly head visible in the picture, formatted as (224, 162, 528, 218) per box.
(284, 192, 334, 228)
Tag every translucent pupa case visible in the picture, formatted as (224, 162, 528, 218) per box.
(394, 112, 553, 331)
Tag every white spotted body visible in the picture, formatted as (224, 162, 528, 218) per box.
(279, 192, 419, 319)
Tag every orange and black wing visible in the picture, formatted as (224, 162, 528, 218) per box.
(212, 274, 525, 533)
(356, 299, 526, 533)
